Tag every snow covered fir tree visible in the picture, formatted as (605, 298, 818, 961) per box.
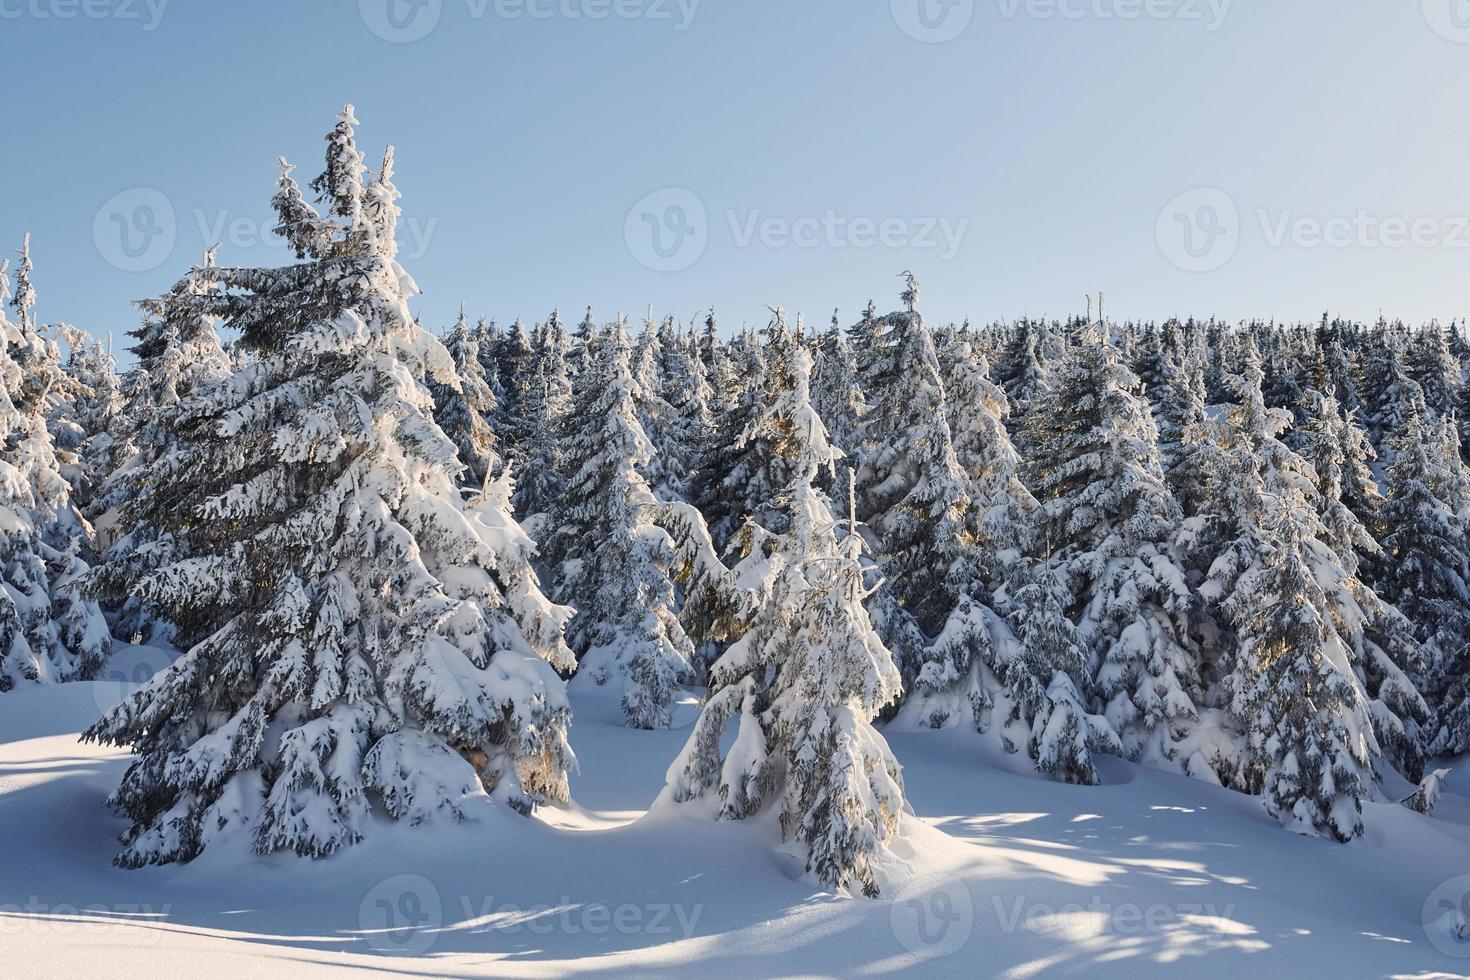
(1024, 312, 1199, 775)
(544, 316, 694, 729)
(0, 112, 1467, 894)
(0, 236, 112, 690)
(658, 318, 906, 897)
(81, 108, 578, 865)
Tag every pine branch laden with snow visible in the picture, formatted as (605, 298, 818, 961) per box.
(1402, 767, 1451, 815)
(544, 317, 694, 729)
(82, 107, 576, 868)
(660, 323, 906, 897)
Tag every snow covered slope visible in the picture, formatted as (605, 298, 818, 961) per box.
(0, 652, 1465, 978)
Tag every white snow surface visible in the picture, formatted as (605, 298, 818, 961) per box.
(0, 643, 1466, 978)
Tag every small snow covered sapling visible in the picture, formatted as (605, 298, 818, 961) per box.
(1402, 768, 1451, 815)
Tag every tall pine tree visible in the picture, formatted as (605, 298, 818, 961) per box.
(545, 318, 694, 729)
(84, 107, 576, 866)
(1025, 316, 1200, 772)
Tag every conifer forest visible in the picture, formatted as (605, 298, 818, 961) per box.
(5, 4, 1470, 976)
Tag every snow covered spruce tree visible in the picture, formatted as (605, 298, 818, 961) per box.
(0, 342, 88, 689)
(491, 318, 536, 467)
(936, 325, 1036, 587)
(1148, 336, 1213, 510)
(811, 310, 867, 471)
(894, 323, 1090, 760)
(1361, 330, 1421, 460)
(621, 314, 701, 504)
(855, 276, 988, 683)
(1313, 314, 1362, 411)
(697, 308, 740, 416)
(649, 318, 714, 503)
(694, 317, 789, 549)
(0, 245, 113, 689)
(1297, 389, 1384, 583)
(992, 318, 1051, 443)
(659, 321, 906, 897)
(473, 317, 507, 417)
(430, 306, 499, 493)
(83, 107, 577, 866)
(1223, 512, 1374, 841)
(1023, 315, 1201, 772)
(12, 235, 84, 414)
(107, 246, 231, 505)
(1002, 561, 1118, 784)
(50, 323, 125, 522)
(1186, 342, 1405, 838)
(511, 312, 572, 519)
(5, 235, 90, 548)
(544, 317, 693, 729)
(1377, 397, 1470, 757)
(89, 248, 232, 642)
(1406, 322, 1460, 417)
(1296, 386, 1428, 783)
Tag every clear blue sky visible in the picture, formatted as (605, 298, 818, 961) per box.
(4, 0, 1469, 359)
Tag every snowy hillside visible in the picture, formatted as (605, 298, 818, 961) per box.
(2, 104, 1470, 979)
(0, 646, 1464, 978)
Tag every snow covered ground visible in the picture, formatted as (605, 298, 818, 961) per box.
(1, 644, 1466, 978)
